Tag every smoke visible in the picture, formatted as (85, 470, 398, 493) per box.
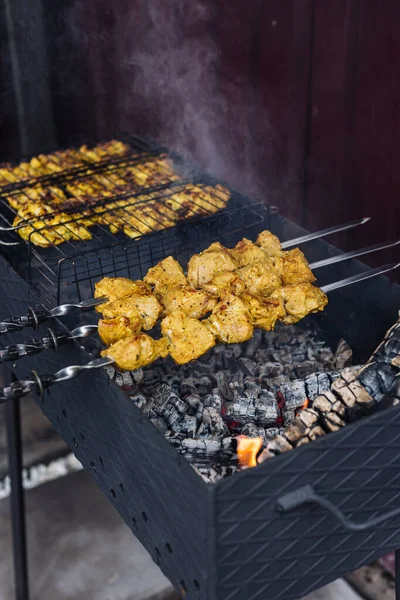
(122, 0, 263, 195)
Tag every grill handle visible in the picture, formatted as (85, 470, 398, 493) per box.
(276, 484, 400, 532)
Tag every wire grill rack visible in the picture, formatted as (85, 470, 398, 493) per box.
(0, 134, 276, 306)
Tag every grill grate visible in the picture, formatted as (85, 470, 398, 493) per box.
(0, 134, 256, 305)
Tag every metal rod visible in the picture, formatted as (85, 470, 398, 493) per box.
(310, 239, 400, 270)
(5, 367, 30, 600)
(321, 263, 400, 293)
(281, 217, 370, 249)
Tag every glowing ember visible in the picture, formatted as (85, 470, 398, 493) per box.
(296, 398, 310, 416)
(236, 436, 263, 468)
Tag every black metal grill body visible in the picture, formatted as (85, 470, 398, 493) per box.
(0, 206, 399, 599)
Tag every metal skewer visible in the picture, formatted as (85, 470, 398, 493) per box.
(310, 239, 400, 270)
(282, 217, 370, 249)
(0, 297, 107, 336)
(321, 262, 400, 293)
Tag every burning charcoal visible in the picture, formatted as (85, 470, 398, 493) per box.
(192, 355, 217, 375)
(185, 393, 201, 414)
(222, 436, 234, 450)
(264, 427, 284, 441)
(295, 360, 319, 378)
(257, 362, 284, 380)
(203, 407, 229, 439)
(129, 394, 147, 409)
(150, 416, 169, 434)
(255, 392, 280, 425)
(219, 348, 240, 370)
(204, 389, 222, 411)
(244, 380, 261, 400)
(282, 420, 307, 444)
(215, 371, 244, 401)
(255, 348, 273, 363)
(197, 422, 212, 438)
(143, 369, 159, 387)
(226, 395, 255, 424)
(182, 415, 198, 438)
(267, 435, 293, 454)
(244, 329, 263, 358)
(195, 401, 205, 423)
(238, 357, 257, 376)
(181, 376, 212, 397)
(334, 339, 353, 369)
(298, 408, 319, 429)
(242, 422, 264, 438)
(306, 425, 326, 442)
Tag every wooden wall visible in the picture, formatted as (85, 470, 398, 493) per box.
(1, 0, 399, 266)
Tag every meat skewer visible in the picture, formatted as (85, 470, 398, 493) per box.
(0, 261, 398, 395)
(101, 262, 399, 371)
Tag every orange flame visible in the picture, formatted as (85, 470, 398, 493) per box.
(302, 398, 310, 410)
(237, 436, 263, 468)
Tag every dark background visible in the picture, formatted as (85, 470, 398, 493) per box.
(0, 0, 399, 267)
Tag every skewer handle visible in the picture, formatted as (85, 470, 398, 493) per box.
(0, 325, 98, 363)
(0, 356, 114, 403)
(0, 308, 50, 336)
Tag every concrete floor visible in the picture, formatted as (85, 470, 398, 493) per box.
(0, 470, 361, 600)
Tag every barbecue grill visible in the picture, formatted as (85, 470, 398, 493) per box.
(0, 135, 399, 600)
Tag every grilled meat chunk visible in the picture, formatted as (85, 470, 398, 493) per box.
(230, 238, 267, 267)
(276, 283, 328, 324)
(205, 293, 254, 344)
(97, 293, 161, 330)
(101, 333, 168, 371)
(98, 315, 142, 346)
(255, 230, 282, 257)
(236, 257, 282, 297)
(94, 277, 151, 304)
(187, 242, 237, 288)
(202, 271, 247, 297)
(161, 308, 215, 364)
(161, 285, 217, 319)
(242, 292, 286, 331)
(280, 248, 316, 285)
(144, 256, 188, 298)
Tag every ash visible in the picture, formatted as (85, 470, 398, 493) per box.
(105, 323, 350, 483)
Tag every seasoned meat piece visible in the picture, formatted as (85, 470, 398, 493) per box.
(202, 271, 247, 297)
(236, 257, 281, 297)
(242, 292, 285, 331)
(94, 277, 151, 303)
(230, 238, 267, 266)
(161, 308, 215, 364)
(205, 293, 254, 344)
(280, 248, 316, 285)
(255, 230, 282, 257)
(278, 283, 328, 324)
(187, 243, 237, 288)
(98, 315, 142, 346)
(161, 286, 217, 319)
(101, 333, 168, 371)
(97, 293, 161, 330)
(144, 256, 188, 298)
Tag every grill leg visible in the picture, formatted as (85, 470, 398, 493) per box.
(6, 395, 30, 600)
